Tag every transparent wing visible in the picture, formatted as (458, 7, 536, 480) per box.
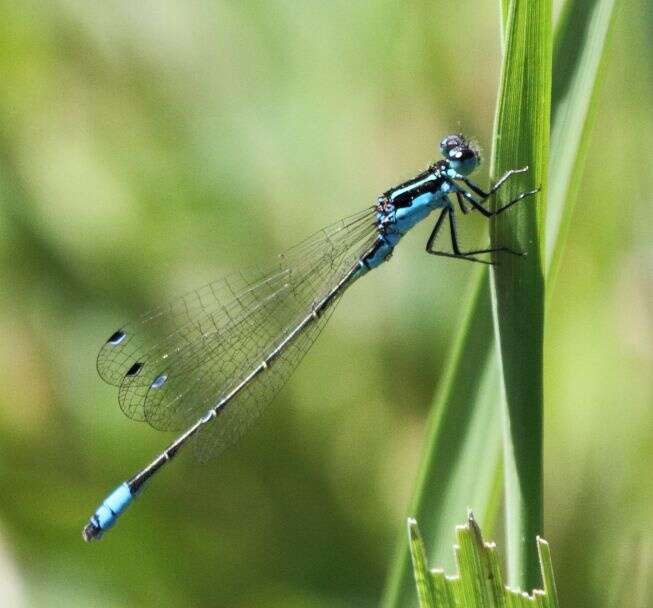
(190, 290, 342, 463)
(97, 207, 378, 458)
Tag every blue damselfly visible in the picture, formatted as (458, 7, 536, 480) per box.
(83, 134, 537, 541)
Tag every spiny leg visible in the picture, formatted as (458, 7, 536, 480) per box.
(446, 208, 523, 259)
(453, 163, 539, 216)
(455, 184, 539, 217)
(425, 207, 494, 265)
(455, 189, 492, 217)
(425, 206, 448, 251)
(455, 191, 469, 214)
(460, 166, 530, 199)
(451, 192, 527, 257)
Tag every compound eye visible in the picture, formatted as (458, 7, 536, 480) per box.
(451, 147, 476, 162)
(440, 134, 465, 155)
(447, 144, 480, 176)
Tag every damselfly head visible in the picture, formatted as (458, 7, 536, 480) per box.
(440, 133, 480, 176)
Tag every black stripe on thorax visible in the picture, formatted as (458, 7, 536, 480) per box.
(383, 161, 447, 208)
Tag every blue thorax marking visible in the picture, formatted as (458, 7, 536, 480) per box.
(394, 189, 449, 234)
(358, 164, 456, 273)
(387, 171, 442, 207)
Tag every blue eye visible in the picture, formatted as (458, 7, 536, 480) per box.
(447, 146, 480, 176)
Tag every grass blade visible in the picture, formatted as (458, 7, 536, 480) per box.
(381, 0, 618, 604)
(408, 518, 437, 608)
(536, 538, 560, 608)
(489, 0, 551, 590)
(381, 269, 504, 605)
(547, 0, 619, 288)
(407, 514, 560, 607)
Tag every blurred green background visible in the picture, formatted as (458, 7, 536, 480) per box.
(0, 1, 651, 606)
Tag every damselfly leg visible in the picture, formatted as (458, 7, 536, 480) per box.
(426, 168, 538, 264)
(455, 191, 470, 214)
(454, 167, 540, 218)
(425, 207, 522, 265)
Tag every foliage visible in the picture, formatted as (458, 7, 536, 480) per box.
(407, 514, 559, 608)
(382, 0, 619, 604)
(0, 2, 646, 607)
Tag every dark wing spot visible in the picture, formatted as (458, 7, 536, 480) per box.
(125, 362, 143, 377)
(107, 330, 127, 346)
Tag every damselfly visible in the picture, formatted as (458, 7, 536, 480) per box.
(83, 134, 537, 541)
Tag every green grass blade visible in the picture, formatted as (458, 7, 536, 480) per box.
(431, 570, 455, 608)
(546, 0, 619, 288)
(536, 538, 559, 608)
(408, 514, 559, 607)
(489, 0, 551, 590)
(381, 0, 618, 605)
(382, 269, 504, 605)
(408, 518, 437, 608)
(500, 0, 511, 43)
